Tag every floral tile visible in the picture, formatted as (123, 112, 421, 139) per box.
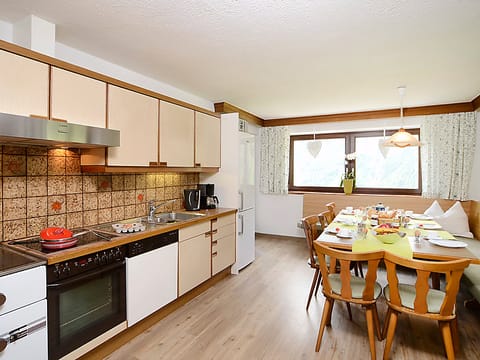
(112, 206, 125, 221)
(135, 190, 145, 204)
(66, 194, 83, 213)
(3, 154, 26, 176)
(66, 157, 81, 175)
(124, 205, 136, 219)
(98, 208, 112, 224)
(27, 156, 48, 176)
(112, 191, 125, 207)
(83, 175, 98, 192)
(48, 176, 66, 195)
(98, 192, 112, 209)
(48, 195, 66, 215)
(66, 176, 83, 194)
(155, 174, 165, 187)
(3, 198, 26, 220)
(135, 174, 146, 189)
(48, 156, 66, 175)
(3, 219, 26, 241)
(48, 214, 66, 228)
(27, 176, 48, 197)
(112, 175, 124, 191)
(146, 174, 156, 188)
(27, 217, 47, 237)
(124, 175, 135, 190)
(124, 190, 136, 205)
(83, 210, 98, 226)
(98, 175, 112, 192)
(27, 197, 48, 218)
(83, 193, 98, 210)
(67, 212, 83, 229)
(3, 177, 26, 198)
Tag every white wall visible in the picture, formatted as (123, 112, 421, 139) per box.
(0, 20, 13, 42)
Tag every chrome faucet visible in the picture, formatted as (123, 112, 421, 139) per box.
(147, 199, 177, 223)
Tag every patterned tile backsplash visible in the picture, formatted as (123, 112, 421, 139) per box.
(0, 146, 199, 241)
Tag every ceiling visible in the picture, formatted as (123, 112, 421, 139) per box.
(0, 0, 479, 120)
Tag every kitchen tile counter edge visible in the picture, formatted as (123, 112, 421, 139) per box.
(4, 208, 237, 265)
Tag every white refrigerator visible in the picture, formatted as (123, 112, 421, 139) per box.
(232, 132, 256, 274)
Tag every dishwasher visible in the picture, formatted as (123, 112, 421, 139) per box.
(126, 230, 178, 326)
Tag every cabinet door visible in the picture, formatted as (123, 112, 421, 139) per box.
(0, 50, 48, 117)
(159, 101, 194, 167)
(51, 67, 106, 127)
(212, 223, 236, 275)
(108, 85, 158, 166)
(195, 112, 220, 167)
(178, 234, 211, 296)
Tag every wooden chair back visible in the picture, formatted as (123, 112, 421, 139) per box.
(313, 242, 383, 305)
(383, 251, 470, 317)
(302, 215, 321, 268)
(319, 209, 335, 225)
(326, 201, 336, 215)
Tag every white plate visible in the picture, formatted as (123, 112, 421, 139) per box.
(410, 214, 433, 220)
(326, 228, 340, 235)
(418, 223, 442, 230)
(112, 222, 146, 233)
(336, 230, 353, 238)
(341, 210, 355, 215)
(428, 239, 468, 248)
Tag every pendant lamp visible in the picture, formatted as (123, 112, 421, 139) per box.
(383, 86, 421, 148)
(307, 133, 322, 158)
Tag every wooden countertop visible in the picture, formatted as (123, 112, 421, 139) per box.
(4, 208, 237, 265)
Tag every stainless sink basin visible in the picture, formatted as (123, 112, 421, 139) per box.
(153, 212, 205, 224)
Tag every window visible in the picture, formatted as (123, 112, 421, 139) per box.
(289, 129, 421, 195)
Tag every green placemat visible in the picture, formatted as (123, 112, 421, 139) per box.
(352, 231, 413, 259)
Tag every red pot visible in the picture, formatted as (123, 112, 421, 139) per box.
(40, 227, 73, 241)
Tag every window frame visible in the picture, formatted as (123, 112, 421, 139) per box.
(288, 129, 421, 195)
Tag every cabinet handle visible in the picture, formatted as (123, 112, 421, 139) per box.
(0, 293, 5, 306)
(211, 229, 218, 235)
(212, 240, 218, 245)
(211, 218, 218, 223)
(195, 163, 201, 167)
(238, 214, 244, 235)
(212, 251, 218, 257)
(205, 231, 211, 237)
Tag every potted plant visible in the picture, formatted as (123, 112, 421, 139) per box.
(341, 169, 355, 195)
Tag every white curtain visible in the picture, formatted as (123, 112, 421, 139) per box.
(421, 112, 477, 200)
(260, 126, 289, 194)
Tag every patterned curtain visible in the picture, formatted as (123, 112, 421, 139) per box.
(259, 126, 289, 194)
(421, 112, 477, 200)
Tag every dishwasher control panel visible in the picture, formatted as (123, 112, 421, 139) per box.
(127, 230, 178, 257)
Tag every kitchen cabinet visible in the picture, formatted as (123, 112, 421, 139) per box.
(178, 221, 211, 295)
(211, 214, 236, 275)
(159, 100, 195, 167)
(195, 111, 221, 167)
(0, 50, 49, 118)
(107, 84, 158, 166)
(50, 67, 107, 127)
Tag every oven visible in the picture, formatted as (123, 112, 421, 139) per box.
(46, 246, 127, 360)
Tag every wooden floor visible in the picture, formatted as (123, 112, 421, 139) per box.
(105, 233, 480, 360)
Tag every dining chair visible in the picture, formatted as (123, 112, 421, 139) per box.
(382, 251, 471, 360)
(302, 215, 325, 310)
(312, 241, 384, 359)
(324, 203, 336, 224)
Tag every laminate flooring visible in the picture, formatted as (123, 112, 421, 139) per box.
(105, 234, 480, 360)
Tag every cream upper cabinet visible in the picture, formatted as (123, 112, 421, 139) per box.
(0, 50, 49, 117)
(50, 67, 106, 127)
(159, 101, 194, 167)
(107, 85, 158, 166)
(195, 111, 220, 167)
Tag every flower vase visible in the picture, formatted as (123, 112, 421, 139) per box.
(343, 179, 354, 195)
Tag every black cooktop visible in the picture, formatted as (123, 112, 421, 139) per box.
(0, 246, 45, 276)
(8, 229, 118, 254)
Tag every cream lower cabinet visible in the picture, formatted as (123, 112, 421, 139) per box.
(178, 221, 212, 296)
(195, 111, 221, 168)
(159, 101, 195, 167)
(211, 214, 236, 275)
(50, 67, 106, 127)
(0, 50, 49, 118)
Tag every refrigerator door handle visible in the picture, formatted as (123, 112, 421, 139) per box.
(239, 191, 244, 211)
(238, 214, 244, 235)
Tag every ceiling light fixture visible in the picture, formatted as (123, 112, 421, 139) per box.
(383, 86, 421, 148)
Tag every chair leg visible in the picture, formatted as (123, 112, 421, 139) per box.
(346, 302, 353, 321)
(365, 306, 377, 360)
(316, 298, 333, 352)
(373, 304, 382, 341)
(306, 269, 320, 311)
(382, 310, 398, 360)
(314, 271, 322, 296)
(326, 299, 335, 326)
(439, 321, 455, 360)
(382, 308, 392, 340)
(353, 262, 359, 277)
(359, 262, 364, 278)
(451, 317, 460, 353)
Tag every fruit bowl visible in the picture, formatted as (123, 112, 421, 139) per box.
(375, 232, 401, 244)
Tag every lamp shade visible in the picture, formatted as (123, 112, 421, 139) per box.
(383, 128, 420, 148)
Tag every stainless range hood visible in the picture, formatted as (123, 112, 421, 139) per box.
(0, 112, 120, 148)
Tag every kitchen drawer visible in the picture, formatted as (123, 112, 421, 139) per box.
(212, 223, 236, 242)
(179, 221, 210, 242)
(212, 234, 236, 275)
(0, 266, 46, 316)
(212, 214, 236, 230)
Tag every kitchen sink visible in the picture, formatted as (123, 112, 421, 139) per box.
(152, 212, 205, 224)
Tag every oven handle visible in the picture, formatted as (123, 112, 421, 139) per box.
(0, 317, 46, 352)
(47, 260, 125, 288)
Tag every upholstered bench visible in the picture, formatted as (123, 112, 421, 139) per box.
(459, 237, 480, 304)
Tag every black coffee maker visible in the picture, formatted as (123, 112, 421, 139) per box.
(198, 183, 219, 209)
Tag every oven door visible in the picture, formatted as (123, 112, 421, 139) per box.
(47, 261, 126, 360)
